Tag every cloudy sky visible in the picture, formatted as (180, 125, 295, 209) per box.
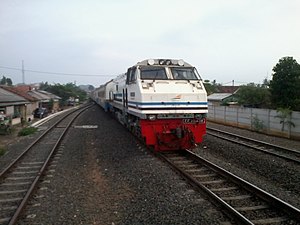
(0, 0, 299, 87)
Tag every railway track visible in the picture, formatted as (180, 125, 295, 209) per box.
(0, 103, 92, 225)
(207, 127, 300, 164)
(159, 150, 300, 225)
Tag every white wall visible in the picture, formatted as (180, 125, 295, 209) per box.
(208, 105, 300, 139)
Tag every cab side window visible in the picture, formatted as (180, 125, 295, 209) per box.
(126, 67, 137, 84)
(130, 67, 136, 83)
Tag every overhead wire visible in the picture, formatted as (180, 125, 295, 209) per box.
(0, 65, 114, 77)
(1, 65, 263, 85)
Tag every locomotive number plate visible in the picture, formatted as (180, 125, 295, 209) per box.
(182, 119, 200, 124)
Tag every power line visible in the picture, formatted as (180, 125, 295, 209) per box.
(22, 60, 25, 84)
(0, 65, 114, 77)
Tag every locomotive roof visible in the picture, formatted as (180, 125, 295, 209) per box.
(135, 59, 193, 67)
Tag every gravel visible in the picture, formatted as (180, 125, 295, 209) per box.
(0, 127, 43, 171)
(3, 106, 299, 224)
(207, 121, 300, 150)
(195, 121, 300, 208)
(15, 105, 231, 225)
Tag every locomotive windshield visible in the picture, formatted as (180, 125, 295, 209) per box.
(140, 67, 167, 80)
(171, 67, 199, 80)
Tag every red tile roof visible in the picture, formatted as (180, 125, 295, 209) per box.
(1, 85, 37, 101)
(216, 86, 240, 94)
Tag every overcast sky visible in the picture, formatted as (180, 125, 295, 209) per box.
(0, 0, 299, 87)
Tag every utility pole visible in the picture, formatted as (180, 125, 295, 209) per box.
(22, 60, 25, 84)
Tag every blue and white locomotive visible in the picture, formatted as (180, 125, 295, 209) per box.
(91, 59, 208, 151)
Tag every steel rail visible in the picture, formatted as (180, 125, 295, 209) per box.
(159, 151, 254, 225)
(0, 104, 91, 178)
(185, 150, 300, 220)
(0, 104, 93, 225)
(158, 150, 300, 224)
(207, 127, 300, 164)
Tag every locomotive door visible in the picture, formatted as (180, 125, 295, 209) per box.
(124, 67, 135, 109)
(124, 67, 136, 110)
(125, 88, 128, 108)
(122, 89, 128, 108)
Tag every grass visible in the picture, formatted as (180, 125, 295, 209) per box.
(0, 146, 6, 156)
(18, 127, 38, 136)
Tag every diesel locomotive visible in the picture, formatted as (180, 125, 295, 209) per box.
(91, 59, 208, 151)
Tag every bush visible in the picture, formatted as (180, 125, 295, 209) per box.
(0, 147, 6, 156)
(251, 115, 264, 132)
(18, 127, 38, 136)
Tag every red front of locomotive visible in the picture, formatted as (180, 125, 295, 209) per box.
(140, 117, 206, 151)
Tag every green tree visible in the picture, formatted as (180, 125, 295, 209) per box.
(203, 80, 218, 95)
(88, 85, 94, 91)
(40, 81, 50, 90)
(262, 77, 270, 88)
(275, 108, 295, 138)
(270, 57, 300, 111)
(40, 82, 87, 105)
(236, 83, 271, 108)
(0, 76, 13, 86)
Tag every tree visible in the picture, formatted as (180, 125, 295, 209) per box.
(203, 80, 219, 95)
(269, 57, 300, 111)
(275, 108, 295, 138)
(88, 85, 94, 91)
(40, 82, 87, 105)
(0, 76, 13, 86)
(236, 83, 271, 108)
(40, 82, 50, 90)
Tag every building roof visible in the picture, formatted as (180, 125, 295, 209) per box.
(28, 90, 52, 102)
(0, 86, 29, 106)
(37, 90, 61, 100)
(1, 84, 62, 103)
(1, 85, 37, 101)
(216, 86, 240, 94)
(208, 93, 233, 101)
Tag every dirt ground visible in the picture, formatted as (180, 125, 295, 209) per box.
(0, 107, 74, 150)
(0, 124, 24, 149)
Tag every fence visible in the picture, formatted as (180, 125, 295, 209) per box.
(208, 105, 300, 140)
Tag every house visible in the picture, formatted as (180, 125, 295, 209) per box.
(36, 90, 61, 112)
(208, 86, 240, 106)
(1, 85, 40, 123)
(27, 89, 52, 108)
(215, 86, 240, 94)
(0, 85, 62, 126)
(0, 86, 30, 125)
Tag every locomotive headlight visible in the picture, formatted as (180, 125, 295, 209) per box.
(159, 60, 165, 65)
(195, 83, 202, 89)
(148, 115, 156, 121)
(195, 114, 203, 119)
(142, 83, 149, 89)
(148, 59, 155, 65)
(142, 82, 153, 89)
(195, 114, 207, 119)
(178, 59, 184, 66)
(165, 60, 172, 65)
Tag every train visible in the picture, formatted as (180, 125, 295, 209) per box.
(91, 59, 208, 151)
